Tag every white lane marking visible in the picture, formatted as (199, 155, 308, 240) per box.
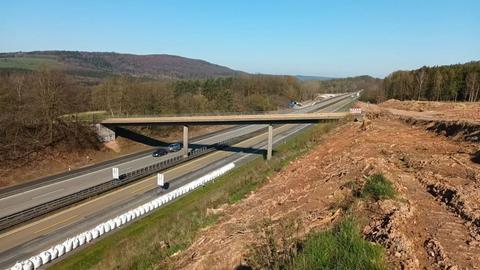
(0, 96, 352, 208)
(30, 189, 64, 200)
(0, 97, 354, 247)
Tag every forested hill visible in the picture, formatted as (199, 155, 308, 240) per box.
(0, 51, 244, 80)
(384, 61, 480, 102)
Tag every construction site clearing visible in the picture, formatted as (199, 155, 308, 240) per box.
(168, 100, 480, 269)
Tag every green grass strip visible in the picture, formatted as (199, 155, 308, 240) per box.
(49, 123, 336, 270)
(290, 216, 387, 270)
(362, 174, 396, 200)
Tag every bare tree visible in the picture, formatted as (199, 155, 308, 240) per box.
(415, 67, 426, 100)
(466, 72, 479, 102)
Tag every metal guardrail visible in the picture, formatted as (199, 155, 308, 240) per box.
(0, 131, 264, 232)
(0, 93, 352, 232)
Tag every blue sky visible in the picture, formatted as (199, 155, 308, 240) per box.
(1, 0, 479, 77)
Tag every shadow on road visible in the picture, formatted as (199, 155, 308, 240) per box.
(114, 127, 170, 147)
(234, 265, 253, 270)
(472, 150, 480, 164)
(115, 127, 266, 156)
(190, 143, 266, 156)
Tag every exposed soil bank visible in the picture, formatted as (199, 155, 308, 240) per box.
(170, 101, 480, 269)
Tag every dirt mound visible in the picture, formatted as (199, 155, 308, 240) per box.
(380, 99, 480, 121)
(360, 101, 480, 143)
(170, 114, 480, 269)
(407, 118, 480, 142)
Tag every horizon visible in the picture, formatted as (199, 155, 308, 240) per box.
(2, 1, 480, 78)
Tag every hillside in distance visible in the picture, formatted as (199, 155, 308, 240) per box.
(0, 51, 244, 80)
(295, 75, 334, 81)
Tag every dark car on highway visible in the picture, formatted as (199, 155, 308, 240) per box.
(152, 148, 168, 157)
(168, 143, 182, 152)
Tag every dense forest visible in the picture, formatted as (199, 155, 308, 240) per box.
(2, 60, 478, 163)
(92, 74, 306, 116)
(383, 61, 480, 102)
(0, 70, 313, 162)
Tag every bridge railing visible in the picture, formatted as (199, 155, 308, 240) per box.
(64, 93, 353, 124)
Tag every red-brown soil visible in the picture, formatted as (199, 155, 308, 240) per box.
(170, 101, 480, 270)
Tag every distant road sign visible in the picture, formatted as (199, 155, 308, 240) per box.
(350, 108, 362, 114)
(112, 167, 119, 179)
(157, 173, 165, 187)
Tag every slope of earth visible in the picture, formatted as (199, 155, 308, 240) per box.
(380, 99, 480, 122)
(0, 51, 244, 80)
(170, 105, 480, 269)
(0, 125, 226, 189)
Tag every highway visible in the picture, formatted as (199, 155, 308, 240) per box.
(0, 94, 350, 220)
(0, 94, 355, 268)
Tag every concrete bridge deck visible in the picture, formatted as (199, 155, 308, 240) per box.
(100, 112, 349, 126)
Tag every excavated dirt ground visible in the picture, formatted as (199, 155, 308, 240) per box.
(380, 99, 480, 121)
(170, 101, 480, 270)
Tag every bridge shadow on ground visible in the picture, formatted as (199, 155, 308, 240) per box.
(114, 127, 170, 147)
(472, 150, 480, 164)
(115, 127, 267, 157)
(234, 265, 252, 270)
(190, 143, 267, 157)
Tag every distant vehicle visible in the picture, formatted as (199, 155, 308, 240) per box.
(168, 143, 182, 152)
(152, 148, 168, 157)
(288, 100, 303, 109)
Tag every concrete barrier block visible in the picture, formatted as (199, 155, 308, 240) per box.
(63, 240, 73, 253)
(48, 247, 58, 260)
(10, 262, 22, 270)
(22, 260, 34, 270)
(30, 256, 42, 269)
(39, 251, 51, 264)
(55, 244, 65, 257)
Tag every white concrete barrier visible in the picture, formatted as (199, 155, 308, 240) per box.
(114, 217, 122, 227)
(55, 244, 65, 257)
(30, 256, 42, 269)
(10, 262, 22, 270)
(72, 237, 79, 249)
(78, 234, 86, 246)
(22, 260, 33, 270)
(97, 225, 105, 235)
(108, 220, 116, 230)
(39, 251, 51, 264)
(11, 162, 236, 269)
(48, 247, 58, 260)
(63, 240, 72, 253)
(103, 223, 111, 233)
(85, 231, 93, 242)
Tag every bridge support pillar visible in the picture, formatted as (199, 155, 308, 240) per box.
(183, 125, 189, 157)
(267, 124, 273, 160)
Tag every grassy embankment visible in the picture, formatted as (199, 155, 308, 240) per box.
(245, 173, 395, 270)
(49, 121, 339, 270)
(288, 174, 395, 269)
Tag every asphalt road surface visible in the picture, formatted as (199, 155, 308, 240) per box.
(0, 94, 355, 268)
(0, 94, 351, 219)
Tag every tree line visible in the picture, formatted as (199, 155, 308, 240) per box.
(0, 69, 98, 163)
(0, 70, 315, 164)
(383, 61, 480, 102)
(92, 74, 308, 116)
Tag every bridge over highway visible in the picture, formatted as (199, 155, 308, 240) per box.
(0, 93, 358, 269)
(101, 112, 349, 160)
